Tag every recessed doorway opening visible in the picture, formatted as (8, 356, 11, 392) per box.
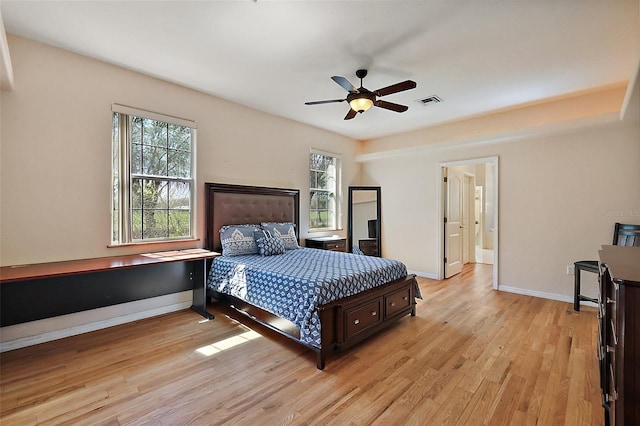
(438, 156, 498, 290)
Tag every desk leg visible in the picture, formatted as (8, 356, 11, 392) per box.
(190, 259, 214, 320)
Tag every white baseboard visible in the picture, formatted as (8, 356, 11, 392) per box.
(0, 298, 192, 353)
(408, 275, 592, 307)
(407, 269, 439, 280)
(498, 285, 597, 307)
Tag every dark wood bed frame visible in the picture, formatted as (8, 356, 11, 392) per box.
(204, 182, 418, 369)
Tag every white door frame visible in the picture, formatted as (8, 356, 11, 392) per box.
(438, 156, 499, 290)
(463, 172, 476, 264)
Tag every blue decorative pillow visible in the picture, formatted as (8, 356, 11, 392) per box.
(352, 245, 365, 255)
(256, 235, 286, 256)
(253, 229, 272, 243)
(261, 222, 299, 250)
(219, 224, 261, 256)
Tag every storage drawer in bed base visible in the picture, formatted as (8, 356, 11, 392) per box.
(317, 274, 418, 368)
(211, 274, 418, 370)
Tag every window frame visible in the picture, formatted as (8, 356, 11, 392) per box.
(111, 104, 197, 246)
(309, 148, 342, 232)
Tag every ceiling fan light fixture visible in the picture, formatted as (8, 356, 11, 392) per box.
(349, 98, 373, 112)
(347, 91, 376, 113)
(349, 97, 374, 112)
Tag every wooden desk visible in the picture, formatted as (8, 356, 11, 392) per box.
(0, 249, 219, 326)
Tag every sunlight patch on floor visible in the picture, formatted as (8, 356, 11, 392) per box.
(196, 330, 261, 356)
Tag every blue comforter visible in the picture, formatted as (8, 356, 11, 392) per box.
(207, 248, 415, 348)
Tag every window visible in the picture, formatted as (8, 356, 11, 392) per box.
(111, 104, 196, 245)
(309, 149, 341, 231)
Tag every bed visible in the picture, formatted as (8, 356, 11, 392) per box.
(204, 182, 419, 369)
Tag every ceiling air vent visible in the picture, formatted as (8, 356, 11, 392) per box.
(417, 95, 443, 106)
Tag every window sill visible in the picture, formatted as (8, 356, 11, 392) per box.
(308, 228, 343, 234)
(108, 238, 200, 248)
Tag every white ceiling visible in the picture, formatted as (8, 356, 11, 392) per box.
(2, 1, 639, 140)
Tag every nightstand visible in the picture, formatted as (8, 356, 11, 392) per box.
(305, 237, 346, 252)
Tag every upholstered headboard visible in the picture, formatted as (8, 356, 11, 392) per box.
(204, 183, 300, 253)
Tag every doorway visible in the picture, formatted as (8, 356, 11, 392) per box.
(439, 157, 498, 289)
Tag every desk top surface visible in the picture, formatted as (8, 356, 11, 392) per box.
(0, 249, 220, 283)
(599, 245, 640, 285)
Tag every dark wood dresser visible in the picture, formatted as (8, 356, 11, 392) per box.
(305, 237, 346, 252)
(598, 245, 640, 426)
(358, 238, 379, 256)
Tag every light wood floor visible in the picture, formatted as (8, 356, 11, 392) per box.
(1, 263, 603, 425)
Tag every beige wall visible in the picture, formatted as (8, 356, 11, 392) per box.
(0, 35, 357, 347)
(359, 74, 640, 301)
(0, 35, 357, 266)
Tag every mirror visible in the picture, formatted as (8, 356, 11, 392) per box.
(348, 186, 381, 257)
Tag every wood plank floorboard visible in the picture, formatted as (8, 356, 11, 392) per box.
(0, 263, 603, 425)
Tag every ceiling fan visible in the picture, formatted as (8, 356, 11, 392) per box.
(305, 69, 417, 120)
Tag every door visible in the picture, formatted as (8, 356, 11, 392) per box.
(475, 186, 483, 262)
(444, 167, 463, 278)
(462, 174, 474, 264)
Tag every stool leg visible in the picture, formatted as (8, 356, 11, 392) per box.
(574, 268, 581, 311)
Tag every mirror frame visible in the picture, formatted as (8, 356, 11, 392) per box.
(348, 186, 381, 257)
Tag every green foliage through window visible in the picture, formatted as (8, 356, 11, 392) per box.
(309, 151, 340, 230)
(112, 108, 195, 244)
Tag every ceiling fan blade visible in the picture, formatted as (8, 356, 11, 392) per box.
(344, 108, 358, 120)
(332, 76, 359, 93)
(305, 99, 345, 105)
(374, 100, 409, 113)
(374, 80, 417, 97)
